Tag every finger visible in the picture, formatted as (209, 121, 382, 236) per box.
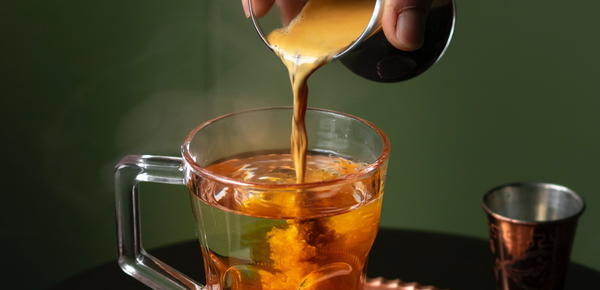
(276, 0, 308, 26)
(242, 0, 276, 18)
(382, 0, 433, 51)
(242, 0, 250, 17)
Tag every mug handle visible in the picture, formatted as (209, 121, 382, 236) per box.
(115, 155, 204, 290)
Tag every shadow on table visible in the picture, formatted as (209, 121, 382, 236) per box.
(369, 229, 598, 290)
(51, 228, 599, 289)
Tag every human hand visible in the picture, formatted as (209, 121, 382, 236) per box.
(241, 0, 433, 52)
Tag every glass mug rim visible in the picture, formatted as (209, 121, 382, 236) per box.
(181, 106, 390, 190)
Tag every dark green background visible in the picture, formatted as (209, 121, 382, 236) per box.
(2, 0, 599, 289)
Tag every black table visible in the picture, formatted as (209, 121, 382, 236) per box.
(51, 229, 600, 289)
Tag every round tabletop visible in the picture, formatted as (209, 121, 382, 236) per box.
(51, 228, 600, 289)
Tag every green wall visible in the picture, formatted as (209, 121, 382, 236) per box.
(3, 0, 599, 289)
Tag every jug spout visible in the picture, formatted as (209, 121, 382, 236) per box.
(249, 0, 455, 83)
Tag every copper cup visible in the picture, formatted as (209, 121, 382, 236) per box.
(482, 182, 585, 290)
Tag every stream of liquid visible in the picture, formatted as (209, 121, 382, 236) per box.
(266, 0, 376, 182)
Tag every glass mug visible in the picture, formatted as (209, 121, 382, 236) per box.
(115, 107, 390, 290)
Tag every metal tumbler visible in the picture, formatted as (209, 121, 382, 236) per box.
(482, 182, 585, 290)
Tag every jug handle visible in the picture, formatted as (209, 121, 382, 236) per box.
(115, 155, 204, 290)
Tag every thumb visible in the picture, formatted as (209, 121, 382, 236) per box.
(382, 0, 433, 51)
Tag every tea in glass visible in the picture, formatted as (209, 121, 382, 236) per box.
(189, 151, 385, 290)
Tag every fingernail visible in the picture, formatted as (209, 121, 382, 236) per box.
(396, 8, 427, 51)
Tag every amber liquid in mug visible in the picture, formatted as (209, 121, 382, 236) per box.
(190, 152, 384, 290)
